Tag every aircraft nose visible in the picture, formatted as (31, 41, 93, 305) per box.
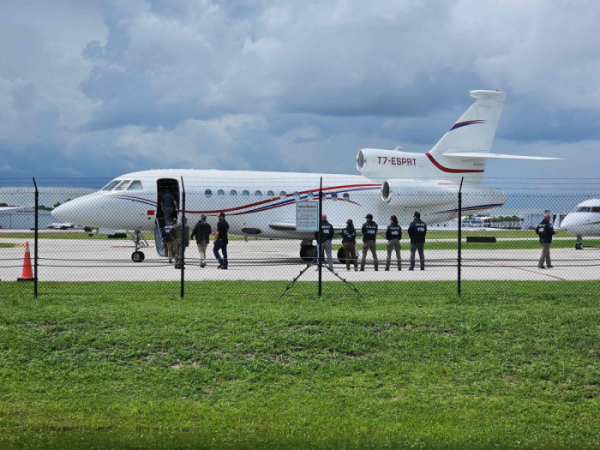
(51, 198, 88, 224)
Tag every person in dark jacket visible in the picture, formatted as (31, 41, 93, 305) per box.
(535, 213, 556, 269)
(163, 218, 174, 263)
(212, 212, 229, 269)
(314, 214, 334, 271)
(407, 212, 427, 271)
(161, 192, 178, 223)
(385, 215, 402, 271)
(190, 214, 212, 268)
(361, 214, 378, 271)
(341, 219, 358, 271)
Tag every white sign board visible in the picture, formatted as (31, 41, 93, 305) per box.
(296, 202, 319, 231)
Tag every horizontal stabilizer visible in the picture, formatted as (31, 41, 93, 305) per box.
(442, 152, 563, 161)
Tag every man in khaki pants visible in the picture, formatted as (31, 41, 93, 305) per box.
(190, 215, 212, 267)
(536, 213, 556, 269)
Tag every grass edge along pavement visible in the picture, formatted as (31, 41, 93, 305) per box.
(1, 281, 600, 449)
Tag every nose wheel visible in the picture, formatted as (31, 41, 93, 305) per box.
(132, 251, 145, 262)
(575, 243, 584, 250)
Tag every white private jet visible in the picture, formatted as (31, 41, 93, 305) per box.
(52, 90, 560, 262)
(560, 200, 600, 249)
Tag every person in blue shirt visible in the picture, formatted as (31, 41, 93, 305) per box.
(360, 214, 378, 271)
(315, 214, 334, 271)
(407, 212, 427, 271)
(535, 213, 556, 269)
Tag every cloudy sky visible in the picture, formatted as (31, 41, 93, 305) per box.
(1, 0, 599, 187)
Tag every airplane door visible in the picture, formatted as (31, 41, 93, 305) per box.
(155, 178, 180, 256)
(156, 178, 180, 228)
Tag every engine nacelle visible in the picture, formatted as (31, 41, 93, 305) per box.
(381, 179, 457, 206)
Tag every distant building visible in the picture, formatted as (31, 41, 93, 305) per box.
(0, 207, 55, 230)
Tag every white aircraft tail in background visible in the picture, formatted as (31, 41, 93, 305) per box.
(358, 90, 561, 187)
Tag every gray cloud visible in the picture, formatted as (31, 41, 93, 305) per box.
(0, 0, 599, 183)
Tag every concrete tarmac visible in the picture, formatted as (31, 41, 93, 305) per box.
(2, 236, 599, 282)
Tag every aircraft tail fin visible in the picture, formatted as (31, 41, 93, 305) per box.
(426, 90, 506, 184)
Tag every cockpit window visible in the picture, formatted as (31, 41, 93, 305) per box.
(102, 180, 121, 191)
(127, 180, 143, 191)
(114, 180, 131, 191)
(577, 207, 591, 212)
(593, 207, 600, 213)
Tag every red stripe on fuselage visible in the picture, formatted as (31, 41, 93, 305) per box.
(425, 153, 484, 174)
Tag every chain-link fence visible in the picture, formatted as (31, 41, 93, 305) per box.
(2, 177, 599, 299)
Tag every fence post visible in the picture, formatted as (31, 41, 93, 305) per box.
(458, 177, 464, 297)
(180, 176, 186, 299)
(33, 177, 39, 298)
(318, 177, 323, 297)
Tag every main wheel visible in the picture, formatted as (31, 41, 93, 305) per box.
(132, 251, 145, 262)
(300, 245, 317, 262)
(575, 243, 584, 250)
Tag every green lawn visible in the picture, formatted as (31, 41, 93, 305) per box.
(1, 282, 599, 449)
(0, 243, 15, 248)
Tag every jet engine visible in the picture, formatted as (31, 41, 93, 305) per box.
(380, 179, 457, 206)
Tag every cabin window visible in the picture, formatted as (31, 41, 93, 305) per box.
(114, 180, 131, 191)
(242, 190, 250, 196)
(577, 207, 591, 212)
(331, 193, 338, 200)
(293, 192, 301, 201)
(343, 193, 350, 201)
(205, 189, 212, 198)
(217, 189, 225, 196)
(102, 180, 121, 191)
(255, 190, 262, 196)
(230, 190, 237, 196)
(592, 207, 600, 213)
(267, 190, 275, 197)
(279, 191, 287, 198)
(127, 180, 143, 191)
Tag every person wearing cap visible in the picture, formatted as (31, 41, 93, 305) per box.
(190, 214, 212, 268)
(361, 214, 378, 271)
(385, 215, 402, 271)
(408, 211, 427, 271)
(315, 213, 334, 271)
(211, 212, 229, 269)
(535, 213, 556, 269)
(341, 219, 358, 271)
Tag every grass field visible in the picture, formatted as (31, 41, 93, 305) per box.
(1, 281, 599, 449)
(0, 243, 15, 248)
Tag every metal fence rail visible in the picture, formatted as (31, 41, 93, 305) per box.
(1, 177, 599, 298)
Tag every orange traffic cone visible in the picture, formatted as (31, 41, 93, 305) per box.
(17, 241, 34, 281)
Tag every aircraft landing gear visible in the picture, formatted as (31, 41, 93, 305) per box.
(132, 251, 145, 262)
(575, 235, 584, 250)
(131, 229, 150, 262)
(300, 240, 316, 261)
